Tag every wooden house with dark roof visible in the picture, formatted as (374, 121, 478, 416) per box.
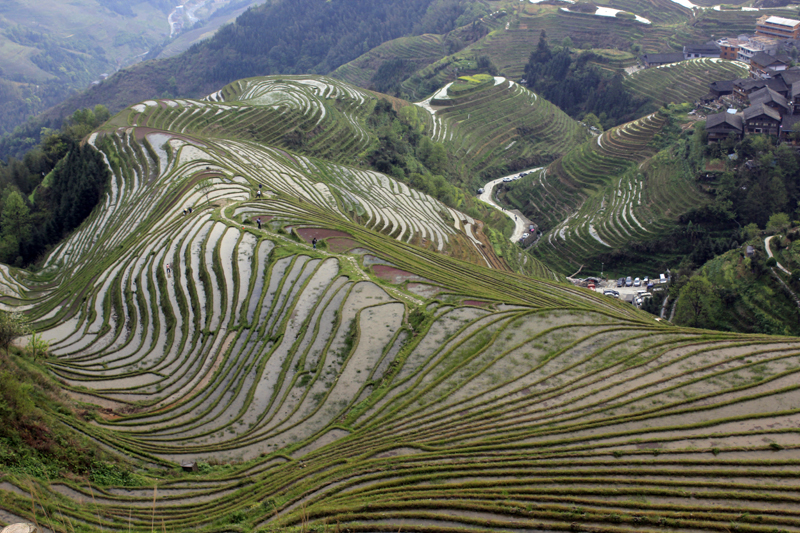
(709, 80, 735, 98)
(706, 112, 744, 143)
(683, 44, 721, 59)
(743, 103, 782, 135)
(777, 68, 800, 86)
(750, 52, 792, 78)
(789, 83, 800, 113)
(733, 77, 788, 101)
(781, 113, 800, 142)
(748, 86, 791, 114)
(641, 53, 684, 67)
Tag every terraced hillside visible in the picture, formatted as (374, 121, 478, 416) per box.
(416, 77, 590, 183)
(332, 33, 450, 89)
(5, 77, 800, 533)
(114, 77, 379, 167)
(505, 110, 709, 275)
(624, 58, 750, 107)
(112, 74, 585, 190)
(508, 113, 667, 231)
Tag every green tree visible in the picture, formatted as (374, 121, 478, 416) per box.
(582, 113, 602, 131)
(767, 212, 791, 234)
(1, 190, 30, 241)
(743, 222, 761, 241)
(674, 275, 720, 329)
(0, 311, 30, 355)
(26, 332, 49, 361)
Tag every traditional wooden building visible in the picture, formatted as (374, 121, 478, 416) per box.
(748, 86, 791, 114)
(641, 53, 684, 67)
(750, 52, 791, 78)
(743, 103, 782, 135)
(706, 112, 744, 143)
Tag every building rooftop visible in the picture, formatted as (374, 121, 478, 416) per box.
(763, 16, 800, 28)
(751, 51, 791, 67)
(781, 113, 800, 131)
(684, 43, 721, 53)
(641, 53, 684, 64)
(749, 86, 790, 110)
(743, 103, 782, 121)
(707, 112, 744, 131)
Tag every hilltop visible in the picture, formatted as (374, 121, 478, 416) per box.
(2, 75, 800, 533)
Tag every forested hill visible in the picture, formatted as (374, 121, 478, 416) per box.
(3, 0, 486, 161)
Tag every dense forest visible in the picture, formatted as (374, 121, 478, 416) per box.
(0, 107, 111, 266)
(524, 31, 650, 129)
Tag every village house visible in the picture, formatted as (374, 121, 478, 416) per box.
(717, 38, 741, 60)
(709, 80, 735, 98)
(732, 77, 787, 102)
(750, 52, 792, 78)
(737, 36, 779, 63)
(749, 86, 791, 114)
(683, 43, 721, 59)
(705, 112, 744, 142)
(743, 103, 782, 135)
(756, 15, 800, 41)
(707, 68, 800, 143)
(641, 52, 685, 67)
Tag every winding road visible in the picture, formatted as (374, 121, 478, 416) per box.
(765, 235, 791, 274)
(479, 168, 540, 241)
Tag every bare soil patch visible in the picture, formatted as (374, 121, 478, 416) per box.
(296, 228, 353, 243)
(326, 237, 361, 253)
(372, 264, 429, 284)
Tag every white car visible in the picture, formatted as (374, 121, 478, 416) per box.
(634, 277, 641, 287)
(502, 177, 512, 183)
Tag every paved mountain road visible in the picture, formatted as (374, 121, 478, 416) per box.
(479, 168, 540, 241)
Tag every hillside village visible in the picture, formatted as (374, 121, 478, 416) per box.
(647, 15, 800, 143)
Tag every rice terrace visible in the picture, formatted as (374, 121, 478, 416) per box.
(6, 0, 800, 521)
(0, 71, 798, 533)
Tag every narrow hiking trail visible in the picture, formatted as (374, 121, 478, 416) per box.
(479, 168, 540, 241)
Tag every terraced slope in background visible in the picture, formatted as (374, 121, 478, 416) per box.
(4, 76, 800, 533)
(624, 58, 750, 107)
(416, 77, 590, 183)
(505, 110, 710, 275)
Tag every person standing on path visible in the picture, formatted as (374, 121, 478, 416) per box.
(166, 263, 171, 276)
(312, 238, 317, 249)
(257, 217, 261, 230)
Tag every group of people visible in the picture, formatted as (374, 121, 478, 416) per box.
(182, 207, 193, 216)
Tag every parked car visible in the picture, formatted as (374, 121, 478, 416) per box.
(477, 188, 484, 194)
(521, 233, 529, 239)
(643, 276, 649, 284)
(626, 276, 633, 287)
(660, 273, 667, 284)
(617, 278, 625, 287)
(502, 177, 512, 183)
(603, 289, 620, 298)
(634, 277, 641, 287)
